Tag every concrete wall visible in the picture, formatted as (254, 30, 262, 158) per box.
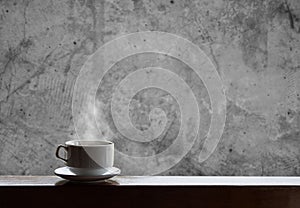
(0, 0, 299, 175)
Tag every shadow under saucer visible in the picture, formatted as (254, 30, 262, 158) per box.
(55, 179, 120, 186)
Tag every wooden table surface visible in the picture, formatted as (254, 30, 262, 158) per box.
(1, 176, 300, 208)
(1, 175, 300, 186)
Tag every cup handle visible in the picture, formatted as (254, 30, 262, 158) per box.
(55, 145, 68, 162)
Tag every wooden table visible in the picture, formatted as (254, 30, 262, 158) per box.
(1, 176, 300, 208)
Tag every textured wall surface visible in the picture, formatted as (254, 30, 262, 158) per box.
(0, 0, 299, 175)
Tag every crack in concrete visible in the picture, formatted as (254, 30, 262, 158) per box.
(22, 0, 30, 39)
(63, 37, 90, 75)
(285, 0, 295, 29)
(208, 43, 220, 75)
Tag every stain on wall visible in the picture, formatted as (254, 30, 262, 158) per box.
(0, 0, 299, 175)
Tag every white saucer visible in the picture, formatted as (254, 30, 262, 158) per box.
(54, 166, 121, 182)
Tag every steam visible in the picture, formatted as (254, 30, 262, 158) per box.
(76, 94, 112, 141)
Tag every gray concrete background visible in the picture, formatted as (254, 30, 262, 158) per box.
(0, 0, 299, 175)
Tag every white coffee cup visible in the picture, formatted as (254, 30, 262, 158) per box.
(55, 140, 114, 169)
